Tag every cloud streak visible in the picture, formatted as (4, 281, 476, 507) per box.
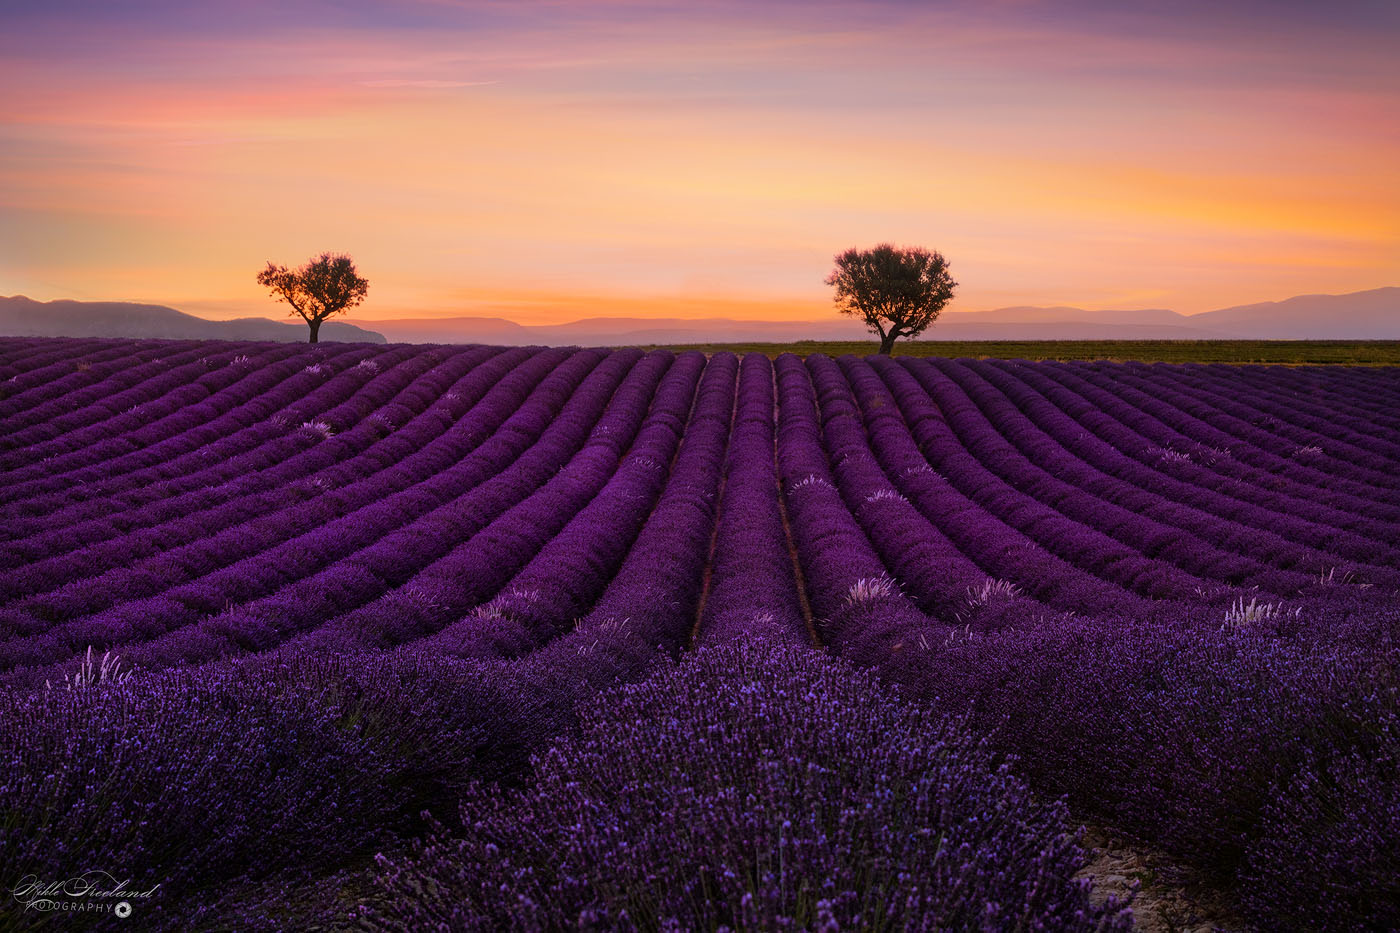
(1, 1, 1396, 319)
(359, 79, 499, 88)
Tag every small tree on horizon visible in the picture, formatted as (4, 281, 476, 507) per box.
(256, 252, 369, 344)
(825, 244, 957, 354)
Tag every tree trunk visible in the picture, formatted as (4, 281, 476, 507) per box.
(307, 318, 321, 344)
(877, 332, 898, 355)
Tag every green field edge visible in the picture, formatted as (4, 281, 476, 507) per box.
(640, 339, 1400, 365)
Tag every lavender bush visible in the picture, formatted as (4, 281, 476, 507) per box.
(361, 639, 1133, 933)
(0, 650, 539, 929)
(863, 598, 1400, 932)
(3, 338, 1398, 931)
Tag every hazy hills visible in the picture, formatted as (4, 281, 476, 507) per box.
(0, 297, 386, 343)
(3, 288, 1396, 346)
(361, 288, 1399, 344)
(358, 313, 1226, 344)
(1189, 289, 1400, 338)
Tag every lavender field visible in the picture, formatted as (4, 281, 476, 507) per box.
(2, 337, 1398, 930)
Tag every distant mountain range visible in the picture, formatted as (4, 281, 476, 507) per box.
(0, 297, 386, 343)
(1187, 289, 1400, 338)
(3, 288, 1397, 346)
(360, 288, 1400, 343)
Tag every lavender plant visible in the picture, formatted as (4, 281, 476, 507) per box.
(3, 338, 1398, 931)
(362, 639, 1133, 933)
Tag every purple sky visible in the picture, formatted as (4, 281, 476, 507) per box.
(3, 0, 1397, 321)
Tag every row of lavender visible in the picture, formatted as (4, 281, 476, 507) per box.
(0, 341, 1132, 928)
(767, 352, 1400, 931)
(2, 337, 1398, 929)
(5, 341, 1399, 686)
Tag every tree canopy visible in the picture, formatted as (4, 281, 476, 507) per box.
(825, 244, 957, 354)
(257, 252, 369, 343)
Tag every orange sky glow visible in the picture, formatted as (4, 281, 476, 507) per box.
(1, 1, 1397, 324)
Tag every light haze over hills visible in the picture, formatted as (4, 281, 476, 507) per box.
(3, 288, 1397, 346)
(0, 297, 386, 343)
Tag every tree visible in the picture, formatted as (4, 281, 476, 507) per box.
(256, 252, 369, 344)
(825, 244, 957, 354)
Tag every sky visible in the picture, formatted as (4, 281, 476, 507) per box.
(1, 0, 1398, 324)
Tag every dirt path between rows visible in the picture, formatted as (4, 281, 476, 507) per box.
(1077, 825, 1250, 932)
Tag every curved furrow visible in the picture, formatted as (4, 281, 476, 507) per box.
(924, 359, 1391, 590)
(0, 348, 600, 673)
(1034, 361, 1400, 521)
(0, 343, 388, 509)
(772, 353, 944, 663)
(0, 341, 221, 433)
(0, 344, 468, 547)
(1092, 362, 1400, 500)
(857, 356, 1168, 614)
(977, 359, 1400, 561)
(0, 346, 512, 595)
(806, 354, 1036, 621)
(697, 353, 809, 646)
(1164, 362, 1400, 459)
(423, 351, 725, 660)
(255, 349, 681, 658)
(880, 357, 1213, 603)
(1233, 365, 1400, 437)
(0, 342, 307, 472)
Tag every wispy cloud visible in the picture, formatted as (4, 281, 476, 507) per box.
(359, 79, 499, 88)
(1, 0, 1396, 318)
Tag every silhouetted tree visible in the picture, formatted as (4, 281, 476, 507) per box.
(826, 244, 957, 354)
(257, 252, 369, 344)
